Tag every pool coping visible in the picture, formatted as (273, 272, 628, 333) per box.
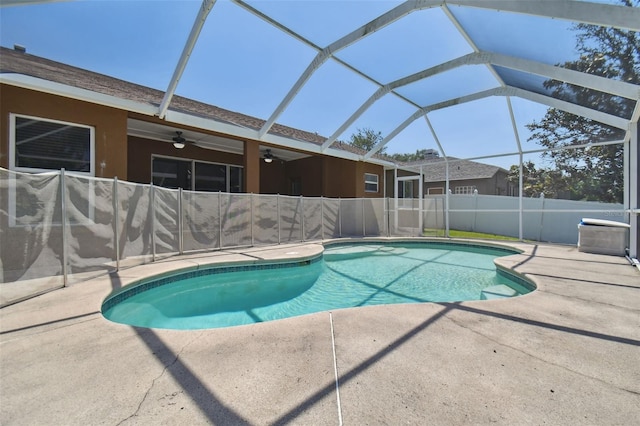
(100, 238, 535, 322)
(100, 244, 325, 312)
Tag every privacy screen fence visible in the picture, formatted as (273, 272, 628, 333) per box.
(0, 168, 625, 307)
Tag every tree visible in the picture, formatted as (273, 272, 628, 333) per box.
(525, 0, 639, 203)
(349, 128, 385, 154)
(348, 128, 444, 162)
(507, 161, 576, 199)
(389, 149, 440, 163)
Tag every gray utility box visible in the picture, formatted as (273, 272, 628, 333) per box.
(578, 218, 630, 256)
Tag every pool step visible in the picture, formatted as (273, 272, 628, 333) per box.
(481, 284, 518, 300)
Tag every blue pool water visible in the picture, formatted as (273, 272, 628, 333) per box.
(102, 242, 534, 330)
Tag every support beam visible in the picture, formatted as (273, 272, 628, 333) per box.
(323, 49, 639, 151)
(424, 87, 510, 113)
(411, 84, 629, 132)
(487, 52, 640, 100)
(447, 0, 640, 32)
(364, 109, 426, 159)
(364, 87, 507, 159)
(509, 87, 630, 130)
(158, 0, 217, 119)
(424, 114, 449, 236)
(506, 97, 524, 241)
(322, 53, 481, 151)
(252, 0, 442, 138)
(321, 85, 391, 151)
(0, 0, 70, 6)
(258, 51, 330, 138)
(424, 114, 447, 159)
(630, 119, 639, 258)
(441, 4, 507, 91)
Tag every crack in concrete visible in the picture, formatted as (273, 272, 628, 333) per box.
(1, 316, 102, 344)
(444, 315, 640, 396)
(535, 288, 640, 312)
(115, 332, 203, 426)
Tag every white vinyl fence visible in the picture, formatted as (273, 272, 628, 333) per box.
(446, 194, 625, 243)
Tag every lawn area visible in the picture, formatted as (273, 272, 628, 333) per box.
(423, 229, 520, 241)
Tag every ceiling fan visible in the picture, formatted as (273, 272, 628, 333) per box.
(172, 131, 187, 149)
(262, 148, 277, 163)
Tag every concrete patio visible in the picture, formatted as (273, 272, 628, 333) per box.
(1, 240, 638, 425)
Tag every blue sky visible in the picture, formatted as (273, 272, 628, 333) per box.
(0, 0, 583, 169)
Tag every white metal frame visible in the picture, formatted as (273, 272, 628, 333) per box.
(3, 0, 640, 256)
(9, 113, 95, 176)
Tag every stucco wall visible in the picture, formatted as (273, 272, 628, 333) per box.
(323, 156, 357, 198)
(321, 158, 383, 198)
(0, 84, 128, 179)
(285, 156, 324, 196)
(1, 84, 386, 198)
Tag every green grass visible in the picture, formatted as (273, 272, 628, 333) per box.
(423, 229, 520, 241)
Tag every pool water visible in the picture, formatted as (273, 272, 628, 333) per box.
(102, 243, 533, 330)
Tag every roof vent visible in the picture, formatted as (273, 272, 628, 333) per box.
(13, 44, 26, 53)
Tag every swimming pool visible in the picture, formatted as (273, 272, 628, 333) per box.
(102, 242, 534, 330)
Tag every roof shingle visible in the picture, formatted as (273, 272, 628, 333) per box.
(402, 157, 507, 182)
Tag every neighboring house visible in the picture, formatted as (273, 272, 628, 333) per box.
(385, 155, 517, 198)
(0, 46, 387, 198)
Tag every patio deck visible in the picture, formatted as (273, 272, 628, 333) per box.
(1, 240, 638, 425)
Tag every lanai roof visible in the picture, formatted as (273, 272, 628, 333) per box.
(0, 0, 639, 255)
(1, 0, 638, 166)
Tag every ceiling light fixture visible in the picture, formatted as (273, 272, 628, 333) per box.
(172, 131, 186, 149)
(263, 149, 273, 163)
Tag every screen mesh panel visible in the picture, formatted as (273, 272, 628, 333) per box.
(182, 191, 221, 252)
(64, 174, 116, 283)
(2, 169, 625, 306)
(0, 169, 63, 305)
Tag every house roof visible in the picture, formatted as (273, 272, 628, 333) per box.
(403, 157, 507, 182)
(0, 46, 376, 163)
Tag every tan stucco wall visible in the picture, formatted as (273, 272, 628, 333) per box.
(260, 155, 376, 198)
(285, 156, 324, 196)
(1, 84, 387, 198)
(321, 158, 384, 198)
(244, 140, 260, 193)
(356, 161, 384, 198)
(0, 84, 128, 179)
(323, 157, 356, 198)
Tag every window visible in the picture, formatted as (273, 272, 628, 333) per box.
(194, 162, 226, 192)
(152, 157, 192, 189)
(427, 187, 444, 195)
(152, 156, 242, 192)
(454, 185, 477, 195)
(10, 114, 94, 175)
(364, 173, 379, 193)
